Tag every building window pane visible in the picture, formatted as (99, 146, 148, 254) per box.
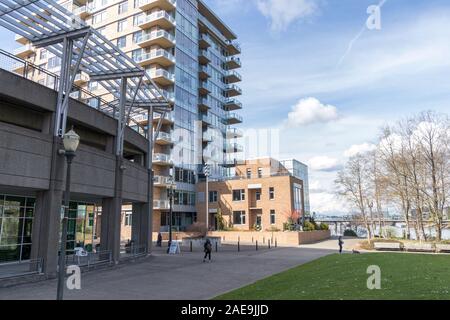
(233, 211, 246, 225)
(270, 210, 276, 225)
(269, 187, 275, 200)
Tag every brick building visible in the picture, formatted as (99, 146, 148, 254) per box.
(196, 158, 307, 232)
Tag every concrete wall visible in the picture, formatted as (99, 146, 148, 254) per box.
(208, 230, 331, 246)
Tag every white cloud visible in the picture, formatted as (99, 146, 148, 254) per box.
(256, 0, 319, 32)
(307, 156, 341, 172)
(287, 97, 339, 126)
(344, 142, 377, 157)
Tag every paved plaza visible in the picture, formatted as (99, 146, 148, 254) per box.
(0, 244, 336, 300)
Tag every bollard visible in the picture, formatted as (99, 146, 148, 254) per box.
(256, 240, 258, 251)
(238, 240, 240, 252)
(215, 241, 218, 252)
(252, 236, 254, 243)
(268, 239, 271, 249)
(190, 241, 192, 252)
(263, 237, 265, 244)
(275, 239, 278, 248)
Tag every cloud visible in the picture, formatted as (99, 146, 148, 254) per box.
(287, 97, 339, 126)
(344, 142, 377, 157)
(307, 156, 341, 172)
(256, 0, 319, 32)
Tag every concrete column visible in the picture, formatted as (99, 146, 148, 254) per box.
(132, 202, 152, 254)
(30, 137, 65, 278)
(100, 156, 123, 263)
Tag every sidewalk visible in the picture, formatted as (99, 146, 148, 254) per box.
(0, 246, 334, 300)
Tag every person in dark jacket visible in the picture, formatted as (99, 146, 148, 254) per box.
(203, 238, 212, 262)
(157, 232, 162, 247)
(338, 236, 344, 254)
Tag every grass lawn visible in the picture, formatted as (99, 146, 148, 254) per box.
(215, 253, 450, 300)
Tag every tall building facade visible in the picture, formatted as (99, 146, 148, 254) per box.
(14, 0, 243, 232)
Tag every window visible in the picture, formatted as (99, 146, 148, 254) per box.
(118, 1, 128, 14)
(255, 190, 261, 201)
(47, 56, 61, 69)
(246, 168, 251, 179)
(124, 213, 132, 226)
(209, 191, 218, 203)
(117, 36, 127, 48)
(117, 19, 127, 32)
(39, 49, 47, 60)
(233, 211, 246, 225)
(258, 168, 263, 178)
(232, 189, 245, 201)
(269, 187, 275, 200)
(88, 81, 99, 91)
(92, 10, 108, 24)
(270, 210, 276, 224)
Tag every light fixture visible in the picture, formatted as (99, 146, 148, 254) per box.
(62, 128, 80, 153)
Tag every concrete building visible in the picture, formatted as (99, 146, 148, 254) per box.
(14, 0, 243, 233)
(196, 158, 307, 232)
(0, 67, 152, 275)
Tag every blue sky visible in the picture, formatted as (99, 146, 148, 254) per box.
(1, 0, 449, 214)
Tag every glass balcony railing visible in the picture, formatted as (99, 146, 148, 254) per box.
(227, 128, 244, 138)
(136, 30, 175, 45)
(153, 153, 173, 164)
(135, 49, 175, 64)
(138, 10, 175, 27)
(154, 131, 173, 143)
(153, 200, 170, 210)
(225, 84, 242, 96)
(225, 112, 243, 123)
(224, 98, 243, 110)
(73, 4, 94, 16)
(154, 175, 175, 186)
(226, 142, 243, 152)
(225, 56, 241, 69)
(146, 68, 175, 82)
(153, 112, 175, 122)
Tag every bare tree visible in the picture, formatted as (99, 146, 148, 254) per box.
(336, 154, 373, 240)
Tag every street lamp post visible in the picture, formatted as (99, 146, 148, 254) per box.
(204, 164, 210, 236)
(56, 128, 80, 301)
(167, 180, 174, 252)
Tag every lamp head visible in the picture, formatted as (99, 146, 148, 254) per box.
(63, 128, 80, 153)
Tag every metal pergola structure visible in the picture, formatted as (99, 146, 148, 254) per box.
(0, 0, 171, 156)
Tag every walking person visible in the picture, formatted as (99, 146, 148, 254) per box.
(338, 236, 344, 254)
(203, 238, 212, 263)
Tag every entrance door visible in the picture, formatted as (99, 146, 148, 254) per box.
(256, 215, 262, 229)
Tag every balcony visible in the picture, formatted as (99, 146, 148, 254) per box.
(225, 84, 242, 97)
(198, 81, 211, 96)
(226, 128, 244, 139)
(200, 114, 212, 127)
(198, 97, 210, 112)
(153, 200, 170, 210)
(154, 175, 175, 188)
(14, 44, 34, 58)
(224, 56, 241, 70)
(198, 65, 210, 80)
(154, 131, 173, 145)
(153, 112, 175, 124)
(136, 30, 175, 48)
(73, 5, 93, 18)
(224, 70, 241, 84)
(135, 49, 175, 67)
(138, 11, 175, 30)
(199, 34, 211, 49)
(225, 142, 243, 153)
(139, 0, 176, 11)
(226, 40, 241, 56)
(224, 112, 243, 125)
(153, 153, 173, 166)
(224, 98, 242, 111)
(74, 73, 89, 85)
(14, 34, 28, 45)
(146, 68, 175, 86)
(198, 49, 211, 65)
(203, 130, 213, 143)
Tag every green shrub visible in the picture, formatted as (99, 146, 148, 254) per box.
(319, 223, 329, 231)
(303, 221, 316, 232)
(343, 229, 357, 237)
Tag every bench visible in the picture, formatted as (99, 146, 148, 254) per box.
(373, 242, 402, 251)
(403, 243, 434, 252)
(435, 244, 450, 253)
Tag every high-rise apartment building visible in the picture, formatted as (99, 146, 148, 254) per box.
(14, 0, 243, 232)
